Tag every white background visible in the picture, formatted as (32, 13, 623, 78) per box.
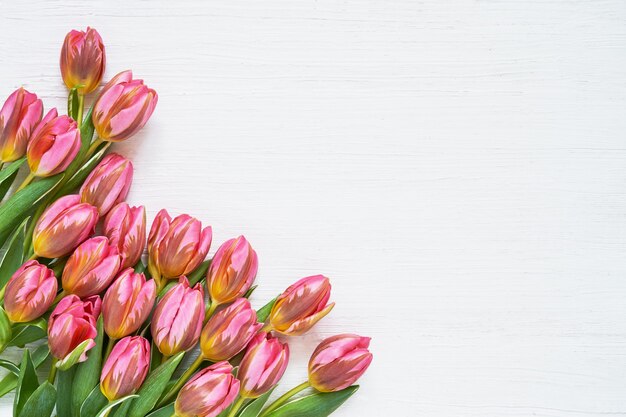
(1, 0, 626, 416)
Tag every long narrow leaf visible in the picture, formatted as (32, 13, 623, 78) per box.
(72, 317, 104, 417)
(13, 350, 38, 417)
(263, 386, 359, 417)
(0, 344, 49, 397)
(0, 217, 28, 289)
(18, 381, 56, 417)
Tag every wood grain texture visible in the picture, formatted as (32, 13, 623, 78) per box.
(2, 0, 626, 415)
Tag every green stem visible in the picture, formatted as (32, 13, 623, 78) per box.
(52, 290, 67, 305)
(259, 381, 310, 417)
(48, 358, 58, 383)
(226, 396, 246, 417)
(158, 355, 205, 407)
(204, 302, 219, 324)
(85, 137, 104, 160)
(104, 337, 116, 362)
(261, 323, 272, 333)
(16, 172, 35, 192)
(76, 94, 84, 129)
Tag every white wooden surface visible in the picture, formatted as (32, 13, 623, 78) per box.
(2, 0, 626, 415)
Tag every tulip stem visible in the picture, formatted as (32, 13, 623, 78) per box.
(86, 137, 104, 160)
(204, 302, 219, 324)
(104, 338, 116, 362)
(16, 173, 35, 192)
(76, 94, 84, 128)
(158, 355, 205, 407)
(226, 396, 246, 417)
(52, 290, 66, 305)
(259, 381, 310, 417)
(47, 359, 58, 383)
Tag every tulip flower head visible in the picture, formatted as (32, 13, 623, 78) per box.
(4, 260, 57, 323)
(104, 203, 146, 269)
(92, 70, 157, 142)
(207, 236, 258, 306)
(174, 361, 239, 417)
(148, 209, 212, 280)
(269, 275, 335, 336)
(151, 276, 205, 356)
(33, 194, 99, 259)
(80, 153, 133, 216)
(62, 236, 121, 298)
(200, 298, 262, 362)
(103, 269, 156, 339)
(0, 87, 43, 162)
(48, 295, 101, 366)
(60, 27, 106, 95)
(100, 336, 150, 400)
(308, 334, 373, 392)
(238, 332, 290, 399)
(26, 108, 81, 177)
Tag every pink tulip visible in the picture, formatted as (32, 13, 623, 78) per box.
(26, 108, 81, 177)
(151, 276, 204, 356)
(48, 295, 101, 363)
(174, 362, 239, 417)
(238, 332, 289, 399)
(148, 209, 212, 279)
(33, 194, 99, 259)
(103, 269, 156, 339)
(60, 27, 106, 95)
(308, 334, 373, 392)
(100, 336, 150, 400)
(62, 236, 121, 297)
(92, 70, 157, 142)
(80, 153, 133, 216)
(200, 298, 262, 362)
(269, 275, 335, 336)
(0, 88, 43, 162)
(103, 203, 146, 269)
(3, 260, 57, 323)
(206, 236, 258, 306)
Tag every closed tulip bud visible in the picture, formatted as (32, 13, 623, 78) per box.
(238, 332, 289, 399)
(26, 108, 81, 177)
(148, 209, 212, 279)
(100, 336, 150, 400)
(151, 276, 204, 356)
(104, 203, 146, 269)
(92, 70, 157, 142)
(48, 295, 101, 365)
(103, 269, 156, 339)
(0, 88, 43, 162)
(308, 334, 373, 392)
(269, 275, 335, 336)
(207, 236, 258, 306)
(80, 153, 133, 216)
(200, 298, 262, 362)
(174, 362, 239, 417)
(4, 260, 57, 323)
(60, 27, 106, 95)
(33, 194, 99, 258)
(62, 236, 121, 297)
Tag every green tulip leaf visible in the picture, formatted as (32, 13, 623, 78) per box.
(57, 367, 76, 417)
(0, 170, 18, 203)
(63, 106, 95, 182)
(263, 386, 359, 417)
(0, 343, 49, 397)
(0, 217, 27, 289)
(126, 351, 184, 417)
(188, 259, 210, 286)
(57, 142, 109, 196)
(239, 387, 277, 417)
(256, 297, 278, 323)
(56, 339, 93, 371)
(18, 381, 56, 417)
(68, 88, 80, 121)
(244, 285, 258, 300)
(80, 385, 108, 417)
(95, 395, 138, 417)
(0, 358, 20, 375)
(0, 306, 12, 351)
(0, 157, 25, 201)
(72, 316, 104, 417)
(13, 349, 38, 417)
(145, 403, 174, 417)
(9, 318, 48, 347)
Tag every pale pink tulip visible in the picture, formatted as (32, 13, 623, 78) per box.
(100, 336, 150, 400)
(238, 332, 289, 398)
(4, 260, 56, 323)
(80, 153, 133, 216)
(103, 203, 146, 269)
(60, 27, 106, 95)
(62, 236, 121, 297)
(0, 88, 43, 162)
(48, 295, 101, 363)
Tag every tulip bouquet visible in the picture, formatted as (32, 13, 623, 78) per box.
(0, 27, 372, 417)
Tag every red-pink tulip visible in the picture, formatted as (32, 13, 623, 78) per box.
(0, 88, 43, 162)
(33, 194, 99, 258)
(100, 336, 150, 400)
(62, 236, 121, 297)
(238, 332, 290, 398)
(174, 361, 240, 417)
(103, 269, 156, 339)
(80, 153, 133, 216)
(148, 209, 212, 279)
(48, 295, 101, 364)
(269, 275, 335, 336)
(206, 236, 258, 306)
(26, 108, 81, 177)
(92, 70, 157, 142)
(200, 298, 262, 362)
(103, 203, 146, 269)
(3, 260, 56, 323)
(151, 276, 204, 356)
(308, 334, 373, 392)
(60, 27, 106, 95)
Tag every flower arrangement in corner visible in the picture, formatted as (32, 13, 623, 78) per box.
(0, 28, 373, 417)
